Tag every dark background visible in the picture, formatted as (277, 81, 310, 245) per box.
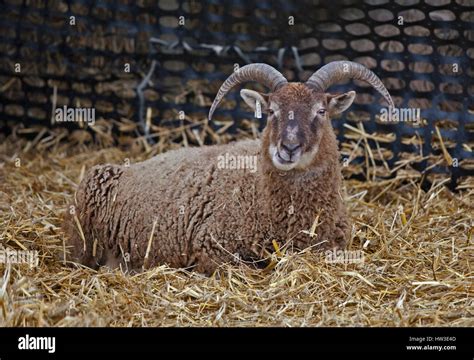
(0, 0, 473, 186)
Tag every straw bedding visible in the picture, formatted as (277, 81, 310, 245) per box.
(0, 127, 472, 327)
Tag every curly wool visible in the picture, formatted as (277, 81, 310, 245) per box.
(64, 124, 349, 275)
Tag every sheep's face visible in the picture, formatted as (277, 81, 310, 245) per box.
(241, 83, 355, 171)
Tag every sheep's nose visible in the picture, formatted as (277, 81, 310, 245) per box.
(281, 142, 301, 154)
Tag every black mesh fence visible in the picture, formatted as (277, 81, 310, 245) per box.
(0, 0, 473, 188)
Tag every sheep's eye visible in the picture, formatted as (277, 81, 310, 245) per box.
(318, 109, 326, 115)
(268, 109, 275, 116)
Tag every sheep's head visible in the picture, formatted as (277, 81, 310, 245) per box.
(241, 84, 357, 171)
(209, 61, 394, 172)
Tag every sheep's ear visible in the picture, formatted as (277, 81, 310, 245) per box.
(240, 89, 269, 113)
(327, 91, 356, 115)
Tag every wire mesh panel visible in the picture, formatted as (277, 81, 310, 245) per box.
(0, 0, 473, 188)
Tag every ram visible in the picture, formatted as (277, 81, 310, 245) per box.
(64, 61, 394, 275)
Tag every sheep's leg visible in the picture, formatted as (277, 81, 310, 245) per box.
(194, 254, 218, 276)
(103, 248, 122, 270)
(331, 213, 350, 250)
(63, 208, 99, 269)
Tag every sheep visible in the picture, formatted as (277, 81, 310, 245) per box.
(64, 61, 394, 275)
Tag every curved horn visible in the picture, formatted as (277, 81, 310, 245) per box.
(306, 61, 394, 108)
(208, 63, 287, 120)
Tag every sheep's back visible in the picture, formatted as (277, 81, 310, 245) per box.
(99, 139, 263, 272)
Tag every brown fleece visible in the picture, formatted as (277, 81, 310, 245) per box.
(64, 84, 350, 275)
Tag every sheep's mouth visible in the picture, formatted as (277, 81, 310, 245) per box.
(276, 150, 298, 165)
(269, 145, 301, 171)
(269, 144, 320, 171)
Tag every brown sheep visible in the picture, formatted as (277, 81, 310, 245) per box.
(64, 61, 393, 275)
